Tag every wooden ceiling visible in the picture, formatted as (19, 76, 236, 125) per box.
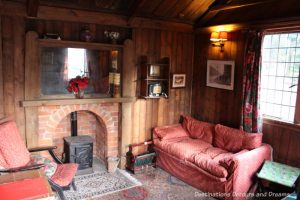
(7, 0, 300, 28)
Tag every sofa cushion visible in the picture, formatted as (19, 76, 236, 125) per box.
(214, 124, 245, 152)
(192, 153, 228, 178)
(214, 124, 262, 152)
(154, 137, 189, 152)
(182, 116, 214, 144)
(153, 124, 189, 140)
(167, 138, 212, 160)
(243, 133, 262, 150)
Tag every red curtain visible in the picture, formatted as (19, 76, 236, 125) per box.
(240, 31, 263, 133)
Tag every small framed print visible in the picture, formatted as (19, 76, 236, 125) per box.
(172, 74, 186, 88)
(149, 65, 160, 77)
(207, 60, 235, 90)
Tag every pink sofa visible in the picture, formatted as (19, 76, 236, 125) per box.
(153, 116, 272, 200)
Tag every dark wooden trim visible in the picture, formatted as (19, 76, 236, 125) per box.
(27, 0, 39, 18)
(38, 39, 124, 49)
(263, 118, 300, 133)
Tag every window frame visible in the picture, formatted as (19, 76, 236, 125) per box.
(260, 31, 300, 125)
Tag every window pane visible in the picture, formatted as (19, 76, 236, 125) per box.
(261, 32, 299, 122)
(279, 34, 289, 47)
(271, 35, 279, 48)
(289, 108, 295, 122)
(288, 33, 297, 47)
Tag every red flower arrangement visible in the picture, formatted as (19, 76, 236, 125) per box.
(67, 76, 89, 93)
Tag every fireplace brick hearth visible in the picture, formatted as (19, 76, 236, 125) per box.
(37, 103, 119, 161)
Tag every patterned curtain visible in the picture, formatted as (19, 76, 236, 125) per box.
(240, 31, 263, 133)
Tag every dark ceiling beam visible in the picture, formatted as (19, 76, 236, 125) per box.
(127, 0, 147, 23)
(27, 0, 39, 18)
(210, 0, 273, 12)
(194, 0, 225, 28)
(194, 0, 276, 28)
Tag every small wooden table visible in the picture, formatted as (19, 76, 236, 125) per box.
(257, 160, 300, 199)
(0, 169, 55, 200)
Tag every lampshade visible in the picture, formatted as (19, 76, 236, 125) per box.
(210, 32, 220, 42)
(219, 31, 228, 41)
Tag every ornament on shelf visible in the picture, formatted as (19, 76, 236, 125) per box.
(80, 26, 93, 42)
(104, 30, 120, 44)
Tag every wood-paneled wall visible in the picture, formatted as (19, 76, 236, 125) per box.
(193, 31, 300, 168)
(0, 14, 193, 156)
(192, 31, 246, 128)
(132, 28, 194, 146)
(263, 119, 300, 168)
(1, 16, 26, 140)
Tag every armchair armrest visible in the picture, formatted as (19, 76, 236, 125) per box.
(231, 144, 272, 195)
(0, 164, 44, 173)
(28, 145, 63, 164)
(28, 146, 57, 152)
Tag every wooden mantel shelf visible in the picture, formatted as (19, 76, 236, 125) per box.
(21, 97, 136, 107)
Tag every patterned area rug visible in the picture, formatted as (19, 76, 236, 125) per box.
(95, 167, 215, 200)
(63, 169, 141, 200)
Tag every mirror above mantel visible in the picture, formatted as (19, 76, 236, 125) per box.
(25, 31, 123, 100)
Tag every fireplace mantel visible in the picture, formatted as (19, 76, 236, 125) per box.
(21, 97, 136, 107)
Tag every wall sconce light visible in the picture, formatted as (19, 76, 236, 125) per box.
(210, 31, 228, 52)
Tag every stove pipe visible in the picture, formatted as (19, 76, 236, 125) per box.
(70, 111, 77, 137)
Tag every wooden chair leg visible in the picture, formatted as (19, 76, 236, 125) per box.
(72, 180, 77, 191)
(49, 181, 66, 200)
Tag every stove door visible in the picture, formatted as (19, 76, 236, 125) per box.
(75, 144, 93, 170)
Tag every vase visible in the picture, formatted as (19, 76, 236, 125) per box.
(80, 27, 93, 42)
(75, 89, 85, 99)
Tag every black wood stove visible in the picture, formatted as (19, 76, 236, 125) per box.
(63, 112, 93, 175)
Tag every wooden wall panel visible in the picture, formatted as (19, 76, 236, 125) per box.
(132, 28, 194, 151)
(192, 31, 246, 128)
(263, 120, 300, 168)
(1, 16, 26, 140)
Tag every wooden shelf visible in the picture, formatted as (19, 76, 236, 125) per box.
(142, 78, 168, 81)
(141, 96, 168, 99)
(38, 39, 124, 49)
(21, 97, 136, 107)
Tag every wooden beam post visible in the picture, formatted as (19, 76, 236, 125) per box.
(24, 31, 39, 148)
(120, 39, 136, 169)
(0, 16, 3, 119)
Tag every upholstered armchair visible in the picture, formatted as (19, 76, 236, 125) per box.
(0, 119, 78, 200)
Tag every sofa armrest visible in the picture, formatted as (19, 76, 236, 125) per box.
(231, 143, 272, 195)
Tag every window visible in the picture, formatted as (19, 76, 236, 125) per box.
(260, 32, 300, 123)
(67, 48, 87, 79)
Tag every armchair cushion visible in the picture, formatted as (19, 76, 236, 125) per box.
(51, 163, 78, 187)
(31, 155, 58, 178)
(0, 121, 30, 168)
(182, 116, 214, 144)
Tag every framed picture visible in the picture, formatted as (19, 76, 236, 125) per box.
(149, 65, 160, 77)
(172, 74, 186, 88)
(206, 60, 235, 90)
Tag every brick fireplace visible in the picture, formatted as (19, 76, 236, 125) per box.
(36, 102, 119, 162)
